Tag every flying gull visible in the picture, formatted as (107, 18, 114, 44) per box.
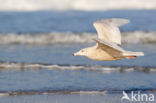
(73, 18, 144, 61)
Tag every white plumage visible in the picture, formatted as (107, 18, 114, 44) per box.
(93, 18, 129, 45)
(73, 18, 144, 61)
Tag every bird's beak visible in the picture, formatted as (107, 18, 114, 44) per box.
(72, 52, 79, 56)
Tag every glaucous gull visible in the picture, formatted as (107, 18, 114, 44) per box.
(73, 18, 144, 61)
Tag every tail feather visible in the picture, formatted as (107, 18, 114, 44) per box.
(122, 51, 144, 57)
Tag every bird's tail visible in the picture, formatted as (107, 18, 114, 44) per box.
(122, 51, 144, 59)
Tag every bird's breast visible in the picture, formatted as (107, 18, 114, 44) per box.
(87, 49, 122, 61)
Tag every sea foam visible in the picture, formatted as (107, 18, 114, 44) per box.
(0, 0, 156, 11)
(0, 31, 155, 45)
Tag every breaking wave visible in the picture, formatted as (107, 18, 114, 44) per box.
(1, 90, 156, 96)
(0, 31, 156, 45)
(0, 61, 156, 96)
(0, 0, 156, 11)
(0, 90, 109, 96)
(0, 61, 156, 72)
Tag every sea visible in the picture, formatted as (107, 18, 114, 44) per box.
(0, 9, 156, 103)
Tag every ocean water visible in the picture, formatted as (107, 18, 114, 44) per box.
(0, 10, 156, 98)
(0, 10, 156, 33)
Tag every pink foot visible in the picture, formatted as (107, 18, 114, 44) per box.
(126, 56, 136, 59)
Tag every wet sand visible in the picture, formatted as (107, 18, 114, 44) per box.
(0, 91, 156, 103)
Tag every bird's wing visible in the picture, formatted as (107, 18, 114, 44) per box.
(93, 18, 130, 45)
(93, 38, 125, 57)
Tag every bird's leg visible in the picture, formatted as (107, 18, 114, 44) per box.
(126, 56, 136, 59)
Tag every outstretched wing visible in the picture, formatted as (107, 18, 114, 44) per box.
(93, 18, 130, 45)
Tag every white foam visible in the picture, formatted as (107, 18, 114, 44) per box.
(0, 32, 96, 45)
(0, 31, 155, 45)
(0, 62, 155, 73)
(0, 90, 108, 96)
(123, 31, 156, 44)
(0, 0, 156, 11)
(71, 91, 107, 94)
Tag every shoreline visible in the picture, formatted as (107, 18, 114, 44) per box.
(1, 90, 156, 96)
(0, 91, 156, 103)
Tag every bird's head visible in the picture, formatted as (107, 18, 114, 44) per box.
(72, 48, 89, 56)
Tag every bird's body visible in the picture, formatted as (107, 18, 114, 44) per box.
(79, 45, 124, 61)
(73, 18, 144, 61)
(85, 48, 123, 61)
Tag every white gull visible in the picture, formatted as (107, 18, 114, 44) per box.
(73, 18, 144, 61)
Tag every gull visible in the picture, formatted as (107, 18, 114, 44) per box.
(73, 18, 144, 61)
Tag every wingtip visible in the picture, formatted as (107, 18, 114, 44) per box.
(93, 18, 130, 26)
(123, 51, 144, 57)
(123, 18, 130, 24)
(136, 52, 144, 56)
(140, 52, 144, 56)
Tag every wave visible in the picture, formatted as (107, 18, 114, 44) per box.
(0, 61, 156, 96)
(0, 90, 108, 96)
(0, 31, 156, 45)
(0, 32, 96, 45)
(0, 89, 156, 96)
(0, 61, 155, 72)
(0, 0, 156, 11)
